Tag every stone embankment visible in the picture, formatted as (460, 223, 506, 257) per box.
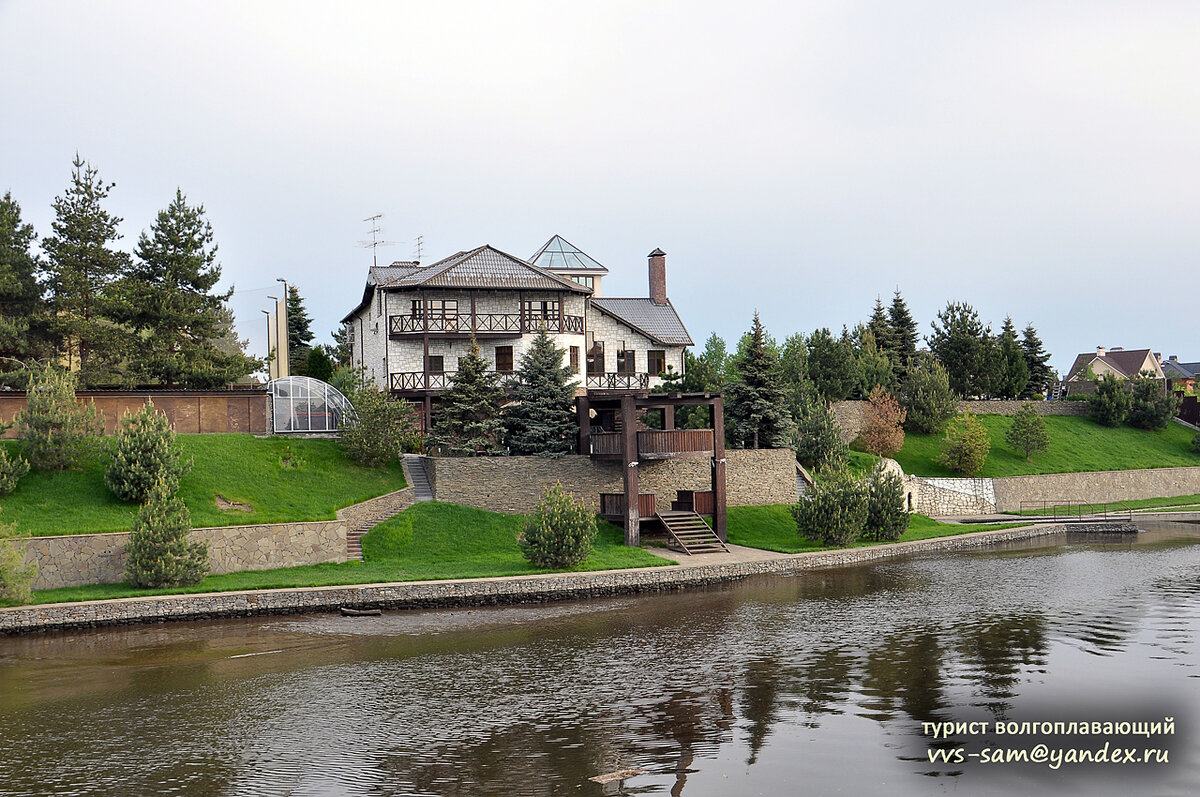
(0, 521, 1132, 635)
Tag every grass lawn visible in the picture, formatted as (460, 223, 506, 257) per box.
(0, 435, 405, 536)
(887, 415, 1200, 477)
(725, 504, 1027, 554)
(26, 502, 668, 605)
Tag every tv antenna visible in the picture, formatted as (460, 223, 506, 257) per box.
(413, 235, 424, 262)
(358, 214, 395, 266)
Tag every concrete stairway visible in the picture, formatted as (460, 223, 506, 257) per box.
(403, 455, 434, 502)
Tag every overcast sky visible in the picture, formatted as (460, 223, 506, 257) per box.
(3, 1, 1198, 376)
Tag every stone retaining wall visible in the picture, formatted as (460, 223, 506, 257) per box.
(992, 466, 1200, 512)
(0, 522, 1110, 635)
(906, 476, 997, 515)
(426, 448, 797, 512)
(831, 399, 1088, 443)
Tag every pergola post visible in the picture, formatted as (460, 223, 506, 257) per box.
(711, 395, 727, 542)
(621, 393, 640, 546)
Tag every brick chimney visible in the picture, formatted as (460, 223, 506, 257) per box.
(648, 248, 667, 305)
(1096, 346, 1106, 357)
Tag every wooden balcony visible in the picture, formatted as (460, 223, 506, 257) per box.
(590, 428, 714, 460)
(389, 312, 584, 338)
(585, 372, 651, 391)
(390, 371, 517, 392)
(599, 493, 657, 523)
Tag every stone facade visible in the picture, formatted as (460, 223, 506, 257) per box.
(905, 476, 997, 515)
(1, 521, 1119, 635)
(426, 448, 797, 513)
(830, 399, 1089, 444)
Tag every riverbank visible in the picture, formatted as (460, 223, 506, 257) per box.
(0, 520, 1137, 635)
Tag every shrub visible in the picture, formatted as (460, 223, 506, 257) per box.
(341, 388, 422, 467)
(863, 463, 910, 541)
(518, 483, 597, 569)
(0, 446, 30, 496)
(939, 411, 991, 476)
(900, 353, 958, 434)
(1088, 374, 1131, 427)
(1193, 431, 1200, 454)
(859, 385, 906, 457)
(124, 478, 209, 588)
(795, 397, 847, 472)
(1128, 377, 1180, 431)
(790, 467, 868, 546)
(105, 401, 193, 503)
(1004, 402, 1050, 461)
(15, 361, 102, 471)
(0, 510, 37, 606)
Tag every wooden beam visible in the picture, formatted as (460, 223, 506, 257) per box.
(621, 393, 639, 546)
(712, 395, 727, 542)
(663, 404, 675, 430)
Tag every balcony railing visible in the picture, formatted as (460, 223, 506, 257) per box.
(390, 313, 584, 336)
(585, 372, 651, 391)
(389, 371, 518, 392)
(590, 428, 715, 459)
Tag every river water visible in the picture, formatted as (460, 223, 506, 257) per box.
(1, 521, 1197, 796)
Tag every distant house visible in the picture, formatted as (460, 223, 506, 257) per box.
(341, 235, 693, 429)
(1061, 347, 1166, 395)
(1161, 356, 1200, 393)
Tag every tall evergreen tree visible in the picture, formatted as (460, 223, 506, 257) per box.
(117, 189, 256, 387)
(778, 332, 816, 419)
(853, 329, 895, 398)
(330, 325, 353, 366)
(41, 155, 132, 386)
(806, 327, 856, 401)
(504, 328, 579, 455)
(427, 339, 507, 455)
(0, 192, 49, 386)
(866, 297, 897, 358)
(996, 316, 1030, 399)
(887, 289, 919, 374)
(286, 284, 315, 375)
(725, 312, 792, 449)
(927, 302, 1001, 398)
(1020, 323, 1054, 398)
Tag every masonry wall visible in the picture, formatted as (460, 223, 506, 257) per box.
(830, 399, 1089, 443)
(991, 466, 1200, 512)
(426, 448, 797, 513)
(0, 391, 268, 438)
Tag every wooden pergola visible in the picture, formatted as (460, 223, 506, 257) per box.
(577, 391, 726, 546)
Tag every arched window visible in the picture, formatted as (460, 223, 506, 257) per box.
(268, 377, 354, 433)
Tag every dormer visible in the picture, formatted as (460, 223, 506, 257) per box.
(529, 235, 608, 296)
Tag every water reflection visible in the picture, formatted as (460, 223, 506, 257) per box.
(0, 523, 1197, 796)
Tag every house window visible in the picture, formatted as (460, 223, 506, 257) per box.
(426, 355, 444, 374)
(647, 350, 666, 376)
(570, 275, 594, 289)
(522, 300, 560, 319)
(616, 349, 636, 374)
(496, 346, 514, 373)
(569, 346, 580, 374)
(587, 341, 605, 375)
(410, 299, 422, 317)
(428, 299, 457, 318)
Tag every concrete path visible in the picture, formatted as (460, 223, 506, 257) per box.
(402, 455, 434, 502)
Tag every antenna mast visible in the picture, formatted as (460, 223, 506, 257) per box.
(358, 214, 395, 266)
(413, 235, 424, 262)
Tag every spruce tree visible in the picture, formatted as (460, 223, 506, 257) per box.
(725, 312, 792, 449)
(286, 284, 315, 375)
(0, 192, 50, 386)
(504, 328, 579, 455)
(117, 189, 256, 387)
(124, 476, 208, 588)
(331, 325, 353, 366)
(427, 339, 507, 455)
(778, 332, 816, 419)
(996, 316, 1030, 399)
(887, 289, 919, 376)
(853, 330, 895, 398)
(794, 396, 847, 471)
(928, 302, 1001, 398)
(900, 352, 959, 434)
(866, 297, 897, 359)
(1020, 323, 1054, 398)
(105, 401, 193, 503)
(41, 155, 132, 386)
(806, 327, 856, 401)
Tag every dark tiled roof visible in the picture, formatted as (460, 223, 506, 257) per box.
(591, 298, 694, 346)
(384, 245, 590, 292)
(528, 235, 610, 273)
(1066, 348, 1160, 380)
(1163, 360, 1200, 379)
(369, 262, 422, 286)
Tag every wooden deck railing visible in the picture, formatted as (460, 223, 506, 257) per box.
(599, 493, 657, 520)
(390, 313, 584, 336)
(585, 372, 651, 390)
(390, 371, 517, 391)
(590, 428, 714, 457)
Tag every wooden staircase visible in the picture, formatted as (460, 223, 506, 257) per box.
(656, 510, 729, 555)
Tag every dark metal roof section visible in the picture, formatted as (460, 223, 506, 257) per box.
(1162, 360, 1200, 379)
(382, 245, 590, 292)
(591, 297, 694, 346)
(528, 235, 610, 273)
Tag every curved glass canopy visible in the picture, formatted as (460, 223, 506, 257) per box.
(268, 377, 354, 433)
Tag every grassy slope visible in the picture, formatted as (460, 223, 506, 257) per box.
(890, 415, 1199, 477)
(726, 504, 1025, 554)
(28, 502, 667, 605)
(0, 435, 405, 536)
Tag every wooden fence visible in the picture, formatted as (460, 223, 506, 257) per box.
(0, 390, 269, 437)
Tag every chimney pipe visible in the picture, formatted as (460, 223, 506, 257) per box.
(648, 248, 667, 305)
(1096, 346, 1106, 357)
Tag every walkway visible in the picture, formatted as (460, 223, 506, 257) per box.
(403, 455, 434, 502)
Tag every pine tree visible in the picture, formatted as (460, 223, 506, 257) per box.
(41, 155, 132, 386)
(504, 328, 579, 455)
(0, 509, 38, 606)
(116, 189, 256, 387)
(806, 327, 856, 402)
(1089, 374, 1131, 427)
(778, 332, 815, 419)
(996, 316, 1030, 399)
(725, 312, 792, 449)
(887, 289, 919, 376)
(1020, 323, 1054, 398)
(331, 325, 353, 366)
(427, 339, 507, 455)
(1005, 403, 1049, 460)
(900, 352, 959, 434)
(794, 396, 847, 471)
(928, 302, 1001, 398)
(15, 361, 103, 471)
(853, 330, 895, 398)
(286, 285, 315, 375)
(105, 400, 193, 503)
(124, 476, 208, 588)
(0, 192, 50, 386)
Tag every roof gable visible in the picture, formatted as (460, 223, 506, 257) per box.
(591, 297, 693, 346)
(528, 235, 610, 273)
(385, 245, 590, 293)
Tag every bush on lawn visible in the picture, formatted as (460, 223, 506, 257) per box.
(1192, 431, 1200, 454)
(15, 361, 102, 471)
(791, 467, 868, 546)
(939, 411, 991, 476)
(0, 446, 30, 496)
(341, 388, 422, 467)
(105, 401, 193, 503)
(519, 482, 597, 569)
(863, 463, 910, 541)
(1089, 374, 1131, 427)
(1004, 402, 1050, 461)
(125, 478, 208, 588)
